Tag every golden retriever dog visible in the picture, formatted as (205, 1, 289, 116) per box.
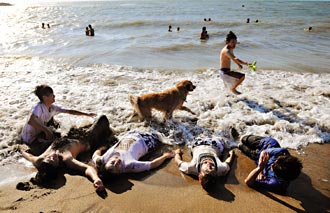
(128, 80, 196, 121)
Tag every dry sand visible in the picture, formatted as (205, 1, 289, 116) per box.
(0, 143, 329, 213)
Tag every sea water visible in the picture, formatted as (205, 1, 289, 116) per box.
(0, 0, 329, 183)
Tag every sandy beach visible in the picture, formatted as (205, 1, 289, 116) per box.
(0, 143, 329, 213)
(1, 1, 330, 212)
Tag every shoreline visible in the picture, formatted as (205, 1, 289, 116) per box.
(1, 143, 329, 212)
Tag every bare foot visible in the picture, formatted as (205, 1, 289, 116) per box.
(231, 89, 242, 95)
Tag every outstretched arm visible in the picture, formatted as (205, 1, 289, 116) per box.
(19, 145, 39, 166)
(224, 150, 235, 165)
(65, 157, 104, 191)
(150, 152, 174, 169)
(233, 57, 250, 68)
(174, 148, 183, 166)
(245, 151, 269, 187)
(64, 109, 96, 118)
(225, 49, 250, 69)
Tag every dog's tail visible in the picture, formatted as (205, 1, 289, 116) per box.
(128, 94, 144, 120)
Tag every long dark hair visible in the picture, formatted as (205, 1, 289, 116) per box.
(35, 156, 63, 183)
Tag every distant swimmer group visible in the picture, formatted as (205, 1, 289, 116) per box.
(168, 25, 180, 32)
(85, 24, 95, 36)
(41, 23, 50, 29)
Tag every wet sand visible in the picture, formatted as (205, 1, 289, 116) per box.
(0, 143, 329, 212)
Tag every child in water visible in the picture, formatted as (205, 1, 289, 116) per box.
(21, 85, 96, 145)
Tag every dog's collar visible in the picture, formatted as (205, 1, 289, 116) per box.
(175, 86, 187, 102)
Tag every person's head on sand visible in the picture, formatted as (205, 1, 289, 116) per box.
(198, 158, 217, 192)
(225, 31, 237, 48)
(272, 155, 302, 181)
(34, 85, 55, 105)
(34, 151, 64, 183)
(95, 150, 122, 177)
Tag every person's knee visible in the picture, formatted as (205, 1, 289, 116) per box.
(241, 135, 253, 144)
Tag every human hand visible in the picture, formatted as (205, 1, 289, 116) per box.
(174, 149, 183, 155)
(164, 152, 175, 158)
(258, 151, 269, 168)
(229, 150, 235, 156)
(94, 179, 105, 191)
(18, 144, 26, 153)
(256, 172, 265, 181)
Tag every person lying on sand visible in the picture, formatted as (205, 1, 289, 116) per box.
(174, 137, 235, 192)
(19, 115, 116, 193)
(92, 131, 174, 175)
(239, 135, 303, 193)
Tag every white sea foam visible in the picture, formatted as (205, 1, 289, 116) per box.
(1, 57, 329, 165)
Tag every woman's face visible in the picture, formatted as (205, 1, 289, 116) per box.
(43, 93, 55, 105)
(105, 155, 122, 174)
(227, 39, 237, 49)
(44, 152, 60, 167)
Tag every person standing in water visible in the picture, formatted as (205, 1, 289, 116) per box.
(219, 31, 251, 95)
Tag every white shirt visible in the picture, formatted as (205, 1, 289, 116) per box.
(95, 133, 152, 173)
(178, 145, 230, 176)
(21, 102, 65, 144)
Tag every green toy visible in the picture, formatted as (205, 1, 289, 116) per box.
(248, 61, 257, 72)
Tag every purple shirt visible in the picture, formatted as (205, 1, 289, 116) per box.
(255, 137, 290, 192)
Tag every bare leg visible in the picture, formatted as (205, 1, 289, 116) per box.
(231, 75, 245, 95)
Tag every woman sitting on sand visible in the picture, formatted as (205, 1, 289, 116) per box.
(239, 135, 303, 193)
(19, 115, 115, 193)
(92, 131, 174, 175)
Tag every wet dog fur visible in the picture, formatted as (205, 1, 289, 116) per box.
(128, 80, 196, 122)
